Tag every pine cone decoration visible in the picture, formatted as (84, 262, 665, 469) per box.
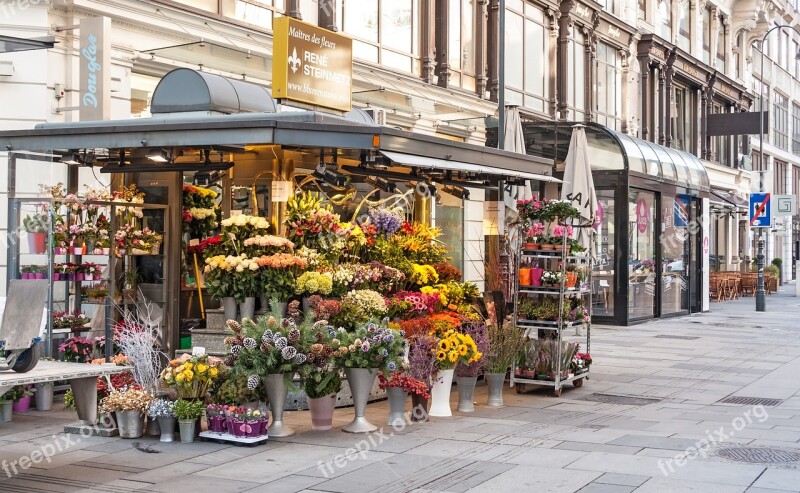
(294, 353, 307, 365)
(323, 346, 334, 357)
(261, 330, 274, 344)
(230, 345, 242, 356)
(260, 342, 271, 352)
(243, 338, 257, 349)
(312, 320, 327, 329)
(224, 356, 236, 366)
(274, 336, 288, 349)
(307, 353, 317, 363)
(281, 318, 291, 329)
(267, 316, 278, 328)
(226, 319, 242, 334)
(246, 374, 260, 390)
(223, 336, 237, 346)
(288, 328, 301, 343)
(281, 346, 297, 360)
(310, 343, 324, 354)
(315, 332, 324, 343)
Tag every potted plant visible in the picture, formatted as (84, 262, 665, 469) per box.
(23, 212, 48, 254)
(406, 334, 438, 422)
(540, 270, 563, 287)
(0, 393, 12, 422)
(99, 388, 153, 438)
(429, 329, 483, 417)
(517, 298, 537, 321)
(378, 371, 429, 426)
(173, 399, 205, 443)
(160, 353, 224, 400)
(122, 268, 138, 303)
(302, 371, 341, 431)
(9, 385, 32, 413)
(565, 265, 580, 288)
(148, 399, 176, 442)
(205, 403, 227, 433)
(455, 322, 488, 413)
(295, 271, 334, 312)
(485, 315, 525, 407)
(257, 253, 309, 313)
(524, 222, 545, 250)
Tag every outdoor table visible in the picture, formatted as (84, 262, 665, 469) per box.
(0, 361, 129, 424)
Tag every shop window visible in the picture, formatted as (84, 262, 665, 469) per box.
(702, 7, 711, 65)
(629, 190, 655, 319)
(596, 42, 622, 131)
(671, 85, 694, 153)
(448, 0, 476, 90)
(676, 0, 690, 51)
(567, 28, 586, 121)
(505, 2, 550, 113)
(773, 91, 789, 151)
(593, 190, 615, 318)
(657, 0, 671, 41)
(661, 194, 690, 314)
(715, 15, 726, 72)
(435, 191, 464, 273)
(298, 0, 318, 25)
(792, 104, 800, 155)
(340, 0, 420, 74)
(234, 0, 285, 29)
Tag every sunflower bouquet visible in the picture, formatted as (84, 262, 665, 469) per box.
(433, 329, 483, 370)
(160, 353, 224, 399)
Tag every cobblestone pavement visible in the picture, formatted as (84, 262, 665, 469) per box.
(1, 287, 799, 492)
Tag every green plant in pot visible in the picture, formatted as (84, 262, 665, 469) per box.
(0, 392, 12, 422)
(173, 398, 205, 443)
(517, 298, 537, 320)
(304, 371, 342, 431)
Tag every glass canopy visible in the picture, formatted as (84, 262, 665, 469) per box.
(520, 122, 710, 191)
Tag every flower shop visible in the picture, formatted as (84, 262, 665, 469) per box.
(0, 69, 575, 440)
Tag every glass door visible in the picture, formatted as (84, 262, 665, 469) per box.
(628, 190, 656, 320)
(661, 194, 690, 315)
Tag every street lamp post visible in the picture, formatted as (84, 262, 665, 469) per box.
(757, 25, 800, 312)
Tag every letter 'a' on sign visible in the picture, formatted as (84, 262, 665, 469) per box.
(272, 17, 353, 112)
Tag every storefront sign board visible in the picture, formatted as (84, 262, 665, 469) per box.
(272, 17, 353, 112)
(79, 16, 111, 121)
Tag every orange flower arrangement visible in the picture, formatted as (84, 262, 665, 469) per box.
(428, 311, 462, 337)
(392, 317, 434, 340)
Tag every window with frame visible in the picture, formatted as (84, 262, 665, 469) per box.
(448, 0, 477, 90)
(774, 160, 787, 194)
(734, 33, 741, 79)
(340, 0, 420, 74)
(638, 0, 646, 21)
(711, 104, 729, 165)
(702, 7, 711, 64)
(657, 0, 671, 40)
(793, 104, 800, 155)
(671, 84, 694, 153)
(597, 0, 617, 16)
(677, 0, 690, 51)
(504, 2, 550, 113)
(596, 42, 622, 130)
(568, 28, 586, 120)
(233, 0, 286, 29)
(715, 15, 726, 72)
(773, 91, 789, 151)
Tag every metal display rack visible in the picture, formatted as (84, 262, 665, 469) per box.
(511, 232, 592, 397)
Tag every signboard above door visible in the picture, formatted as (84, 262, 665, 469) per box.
(272, 17, 353, 112)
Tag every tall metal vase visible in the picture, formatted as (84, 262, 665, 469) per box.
(263, 373, 295, 437)
(239, 297, 256, 320)
(145, 416, 161, 436)
(116, 411, 144, 438)
(485, 372, 506, 407)
(157, 416, 176, 442)
(222, 297, 237, 322)
(343, 367, 378, 433)
(429, 368, 455, 417)
(456, 375, 478, 413)
(386, 387, 408, 426)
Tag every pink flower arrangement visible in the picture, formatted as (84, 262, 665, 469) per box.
(551, 225, 574, 238)
(256, 253, 308, 269)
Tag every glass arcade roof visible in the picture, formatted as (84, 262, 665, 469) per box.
(520, 122, 710, 192)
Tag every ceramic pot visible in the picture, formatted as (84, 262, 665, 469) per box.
(485, 372, 506, 407)
(72, 246, 84, 255)
(239, 297, 256, 320)
(386, 387, 408, 426)
(302, 296, 310, 314)
(518, 268, 532, 286)
(531, 266, 544, 287)
(541, 244, 555, 251)
(0, 401, 12, 422)
(343, 367, 378, 433)
(29, 232, 47, 254)
(410, 394, 429, 422)
(178, 419, 197, 443)
(34, 382, 53, 411)
(117, 410, 144, 438)
(260, 294, 270, 312)
(278, 302, 288, 316)
(157, 416, 175, 442)
(222, 297, 237, 322)
(307, 394, 336, 431)
(12, 396, 30, 413)
(263, 373, 295, 437)
(429, 369, 455, 417)
(102, 247, 111, 255)
(75, 273, 85, 281)
(456, 375, 477, 413)
(565, 272, 578, 288)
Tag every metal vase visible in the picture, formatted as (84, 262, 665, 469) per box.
(222, 297, 237, 322)
(178, 419, 196, 443)
(239, 297, 256, 320)
(0, 401, 12, 422)
(386, 387, 408, 427)
(429, 368, 454, 417)
(117, 411, 144, 439)
(157, 416, 176, 442)
(456, 376, 478, 413)
(146, 416, 161, 436)
(485, 372, 506, 407)
(278, 302, 288, 316)
(34, 382, 53, 411)
(410, 394, 429, 422)
(263, 373, 295, 437)
(343, 367, 378, 433)
(307, 394, 336, 431)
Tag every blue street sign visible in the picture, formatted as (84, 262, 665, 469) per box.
(749, 193, 771, 228)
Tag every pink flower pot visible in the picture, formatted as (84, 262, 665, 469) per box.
(53, 273, 62, 281)
(531, 267, 544, 287)
(230, 418, 247, 437)
(12, 396, 31, 413)
(34, 273, 45, 280)
(261, 419, 269, 436)
(245, 420, 261, 438)
(55, 247, 66, 255)
(102, 248, 110, 255)
(72, 247, 83, 255)
(84, 274, 94, 281)
(75, 273, 85, 281)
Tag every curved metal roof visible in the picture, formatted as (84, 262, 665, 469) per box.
(520, 122, 710, 192)
(150, 68, 277, 114)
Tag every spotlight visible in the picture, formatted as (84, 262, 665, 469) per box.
(442, 184, 470, 200)
(147, 149, 171, 163)
(413, 181, 436, 198)
(365, 175, 397, 193)
(313, 163, 346, 187)
(60, 152, 82, 165)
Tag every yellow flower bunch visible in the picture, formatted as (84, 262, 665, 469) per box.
(161, 354, 224, 399)
(433, 329, 482, 370)
(410, 263, 439, 286)
(204, 255, 233, 273)
(420, 286, 445, 305)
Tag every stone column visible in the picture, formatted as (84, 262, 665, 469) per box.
(476, 0, 488, 98)
(421, 0, 437, 85)
(487, 0, 499, 101)
(658, 66, 666, 145)
(548, 8, 560, 118)
(639, 56, 650, 140)
(435, 0, 451, 88)
(287, 0, 302, 19)
(557, 1, 575, 120)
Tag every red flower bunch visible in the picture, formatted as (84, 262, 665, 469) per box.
(394, 317, 433, 340)
(96, 370, 137, 400)
(393, 291, 441, 315)
(307, 295, 341, 322)
(576, 353, 592, 365)
(434, 262, 462, 282)
(188, 235, 222, 255)
(378, 371, 430, 399)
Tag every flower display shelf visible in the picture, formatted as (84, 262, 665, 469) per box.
(198, 430, 268, 447)
(512, 223, 593, 398)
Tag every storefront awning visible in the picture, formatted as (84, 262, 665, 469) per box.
(379, 150, 561, 183)
(519, 122, 711, 193)
(710, 189, 748, 211)
(0, 35, 55, 53)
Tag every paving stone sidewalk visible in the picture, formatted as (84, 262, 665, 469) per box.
(1, 287, 799, 492)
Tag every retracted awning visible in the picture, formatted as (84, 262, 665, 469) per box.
(710, 189, 748, 210)
(380, 150, 561, 183)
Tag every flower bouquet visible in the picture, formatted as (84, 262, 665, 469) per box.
(295, 271, 334, 297)
(257, 253, 308, 302)
(223, 315, 313, 380)
(99, 388, 153, 414)
(160, 353, 224, 399)
(378, 371, 430, 400)
(148, 399, 174, 419)
(242, 235, 295, 256)
(206, 403, 227, 433)
(368, 207, 404, 236)
(336, 289, 388, 328)
(331, 321, 405, 373)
